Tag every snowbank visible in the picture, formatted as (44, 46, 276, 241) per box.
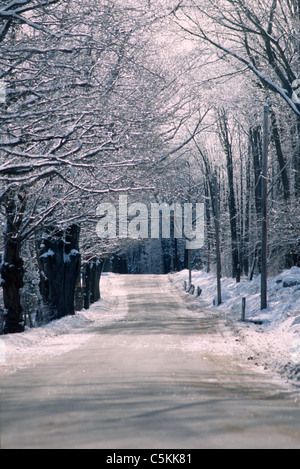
(171, 268, 300, 387)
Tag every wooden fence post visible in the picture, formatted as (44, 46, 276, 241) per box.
(242, 297, 246, 322)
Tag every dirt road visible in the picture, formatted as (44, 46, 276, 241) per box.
(1, 274, 300, 449)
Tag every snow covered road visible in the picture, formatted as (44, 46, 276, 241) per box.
(1, 274, 300, 449)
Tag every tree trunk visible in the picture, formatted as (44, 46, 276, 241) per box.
(250, 125, 263, 273)
(294, 117, 300, 197)
(64, 225, 81, 316)
(90, 259, 103, 304)
(83, 258, 103, 308)
(94, 259, 103, 301)
(39, 230, 66, 321)
(218, 111, 239, 280)
(212, 172, 222, 305)
(1, 193, 26, 334)
(84, 261, 91, 311)
(250, 126, 263, 221)
(270, 108, 290, 201)
(243, 155, 251, 276)
(38, 225, 81, 321)
(204, 181, 211, 273)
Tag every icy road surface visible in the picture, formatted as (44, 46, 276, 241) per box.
(1, 274, 300, 449)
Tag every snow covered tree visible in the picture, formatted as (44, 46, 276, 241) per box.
(0, 0, 184, 332)
(164, 0, 300, 277)
(173, 0, 300, 115)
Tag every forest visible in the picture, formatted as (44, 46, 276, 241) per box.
(0, 0, 299, 334)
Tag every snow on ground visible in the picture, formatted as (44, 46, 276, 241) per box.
(1, 269, 300, 390)
(0, 274, 125, 375)
(171, 268, 300, 387)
